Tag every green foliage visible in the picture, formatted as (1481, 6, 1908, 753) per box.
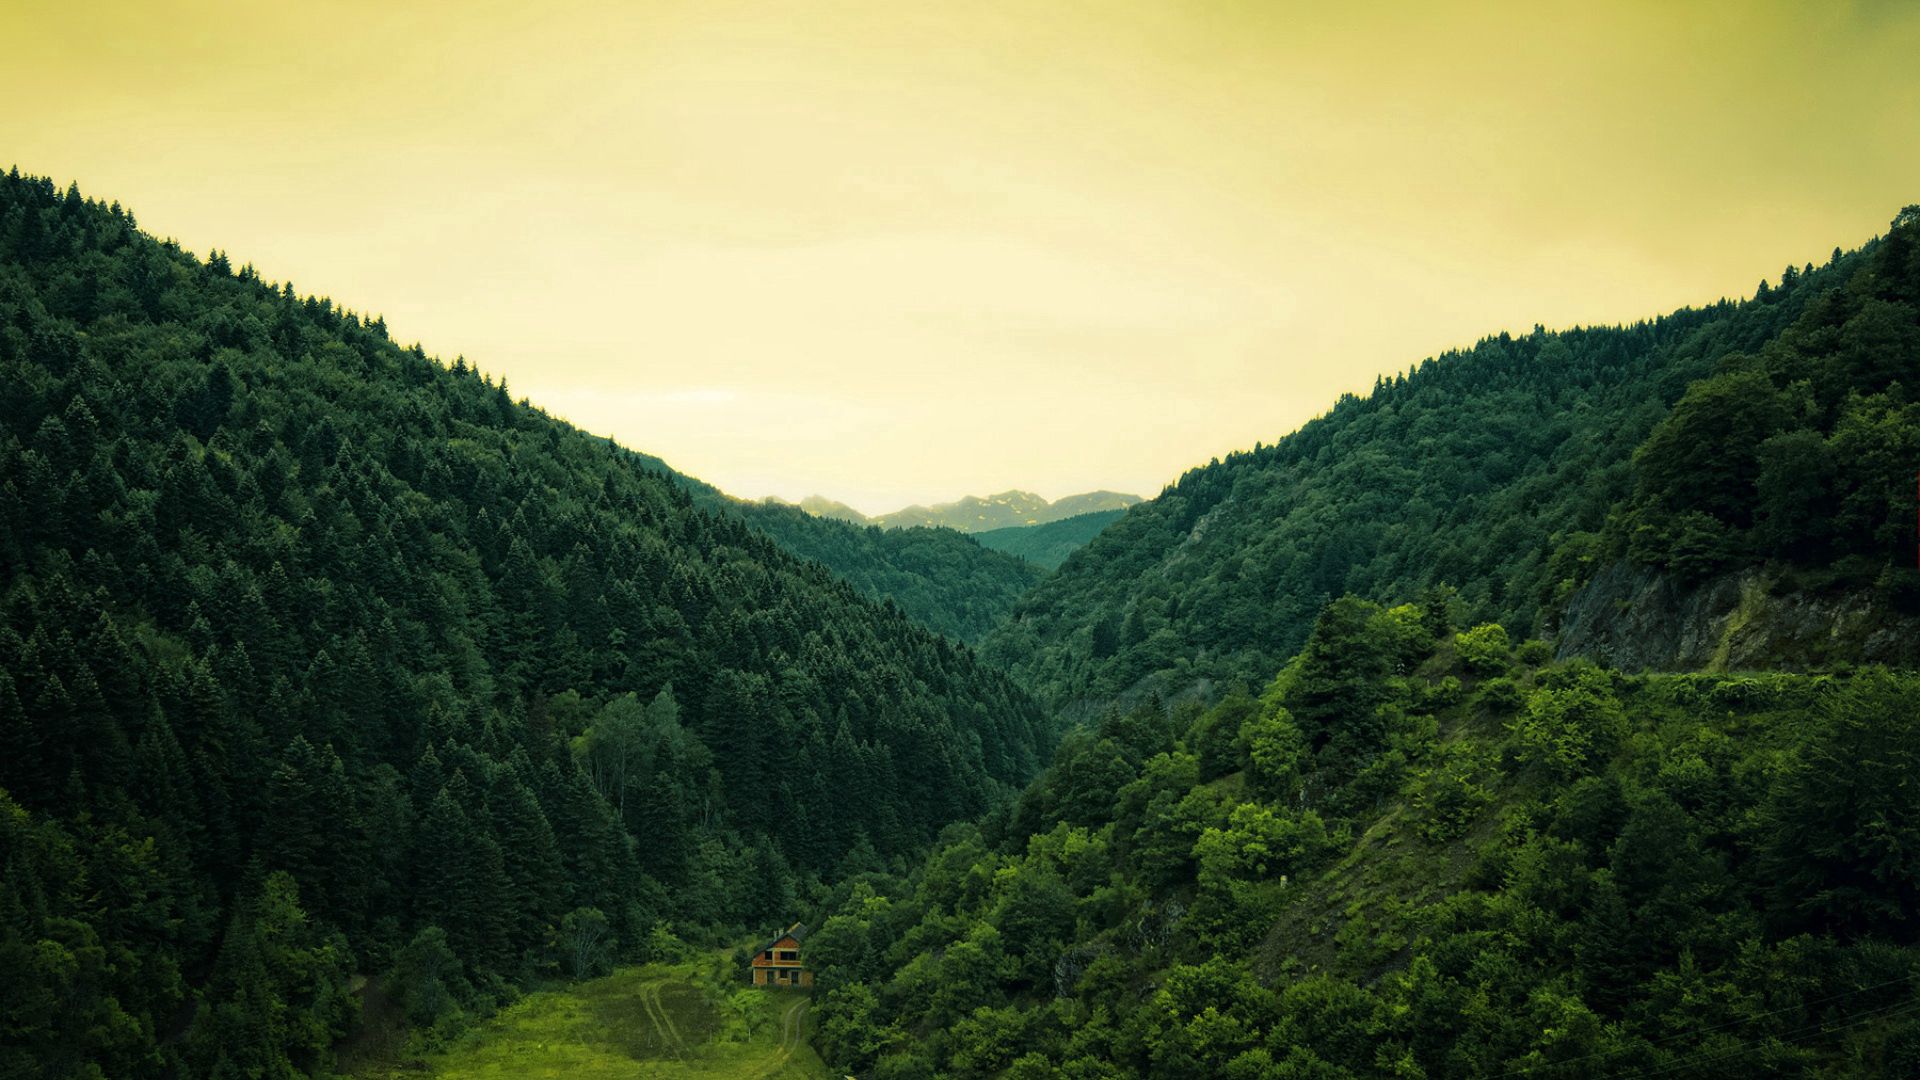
(1507, 663, 1628, 777)
(1621, 210, 1920, 577)
(0, 171, 1046, 1075)
(1243, 706, 1307, 799)
(1452, 623, 1511, 674)
(988, 218, 1912, 711)
(643, 923, 696, 965)
(697, 494, 1045, 645)
(974, 509, 1129, 570)
(392, 927, 472, 1031)
(559, 908, 616, 979)
(1757, 671, 1920, 937)
(371, 957, 829, 1078)
(1410, 744, 1495, 842)
(803, 603, 1920, 1078)
(1192, 805, 1303, 890)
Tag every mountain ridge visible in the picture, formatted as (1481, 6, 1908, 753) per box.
(599, 448, 1044, 644)
(983, 210, 1919, 713)
(0, 170, 1049, 1078)
(788, 488, 1142, 533)
(973, 508, 1130, 570)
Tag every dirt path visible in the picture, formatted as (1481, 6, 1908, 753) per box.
(755, 997, 808, 1078)
(637, 979, 687, 1058)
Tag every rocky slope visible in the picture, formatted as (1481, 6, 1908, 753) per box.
(1557, 561, 1920, 671)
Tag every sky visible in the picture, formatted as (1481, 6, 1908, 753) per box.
(5, 1, 1919, 514)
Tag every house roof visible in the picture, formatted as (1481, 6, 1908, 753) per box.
(756, 921, 808, 955)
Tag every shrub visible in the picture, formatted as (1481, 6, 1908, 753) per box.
(1515, 639, 1553, 666)
(1454, 623, 1513, 675)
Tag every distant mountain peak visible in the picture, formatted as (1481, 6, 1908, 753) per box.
(798, 489, 1142, 534)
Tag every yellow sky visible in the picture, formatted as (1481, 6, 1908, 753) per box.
(6, 1, 1918, 513)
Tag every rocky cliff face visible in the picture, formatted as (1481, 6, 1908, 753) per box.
(1557, 562, 1920, 672)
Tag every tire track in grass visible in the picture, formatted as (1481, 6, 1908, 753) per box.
(650, 981, 689, 1055)
(636, 979, 685, 1059)
(757, 997, 808, 1078)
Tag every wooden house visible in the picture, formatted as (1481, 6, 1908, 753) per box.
(749, 922, 812, 987)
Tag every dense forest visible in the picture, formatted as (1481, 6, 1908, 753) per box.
(975, 510, 1128, 571)
(804, 600, 1920, 1077)
(637, 463, 1045, 645)
(781, 208, 1920, 1078)
(3, 164, 1917, 1080)
(985, 209, 1920, 712)
(0, 170, 1049, 1078)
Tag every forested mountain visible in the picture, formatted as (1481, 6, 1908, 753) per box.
(796, 489, 1142, 533)
(786, 209, 1920, 1079)
(986, 209, 1920, 712)
(0, 171, 1048, 1078)
(974, 509, 1128, 570)
(799, 494, 873, 522)
(723, 502, 1043, 645)
(618, 454, 1045, 644)
(803, 602, 1920, 1077)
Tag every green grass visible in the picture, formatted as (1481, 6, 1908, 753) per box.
(356, 957, 829, 1080)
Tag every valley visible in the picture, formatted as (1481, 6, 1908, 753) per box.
(2, 169, 1917, 1079)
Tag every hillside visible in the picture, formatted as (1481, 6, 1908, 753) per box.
(620, 456, 1044, 645)
(974, 509, 1128, 570)
(795, 489, 1142, 532)
(985, 210, 1920, 712)
(802, 602, 1920, 1077)
(0, 171, 1048, 1078)
(351, 953, 826, 1080)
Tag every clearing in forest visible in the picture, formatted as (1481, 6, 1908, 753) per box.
(358, 958, 826, 1080)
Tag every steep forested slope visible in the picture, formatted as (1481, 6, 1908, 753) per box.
(804, 602, 1920, 1078)
(975, 509, 1127, 570)
(1615, 207, 1920, 580)
(987, 211, 1920, 711)
(0, 171, 1046, 1078)
(627, 461, 1044, 644)
(728, 505, 1042, 644)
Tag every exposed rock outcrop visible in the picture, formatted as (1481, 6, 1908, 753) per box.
(1557, 562, 1920, 672)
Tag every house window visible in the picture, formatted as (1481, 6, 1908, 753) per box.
(763, 950, 774, 960)
(777, 950, 798, 962)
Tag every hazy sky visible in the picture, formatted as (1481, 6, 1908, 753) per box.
(7, 1, 1919, 512)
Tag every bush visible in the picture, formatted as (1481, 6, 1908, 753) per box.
(1419, 675, 1464, 711)
(1454, 623, 1512, 675)
(1516, 639, 1553, 666)
(1476, 677, 1524, 713)
(1413, 748, 1496, 842)
(1506, 667, 1628, 778)
(642, 922, 691, 964)
(391, 926, 473, 1033)
(558, 907, 615, 979)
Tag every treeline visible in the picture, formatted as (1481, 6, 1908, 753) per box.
(802, 597, 1920, 1077)
(986, 209, 1920, 711)
(0, 170, 1047, 1077)
(1619, 206, 1920, 583)
(649, 467, 1045, 645)
(975, 509, 1128, 571)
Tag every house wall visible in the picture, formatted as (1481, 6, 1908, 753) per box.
(747, 934, 811, 988)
